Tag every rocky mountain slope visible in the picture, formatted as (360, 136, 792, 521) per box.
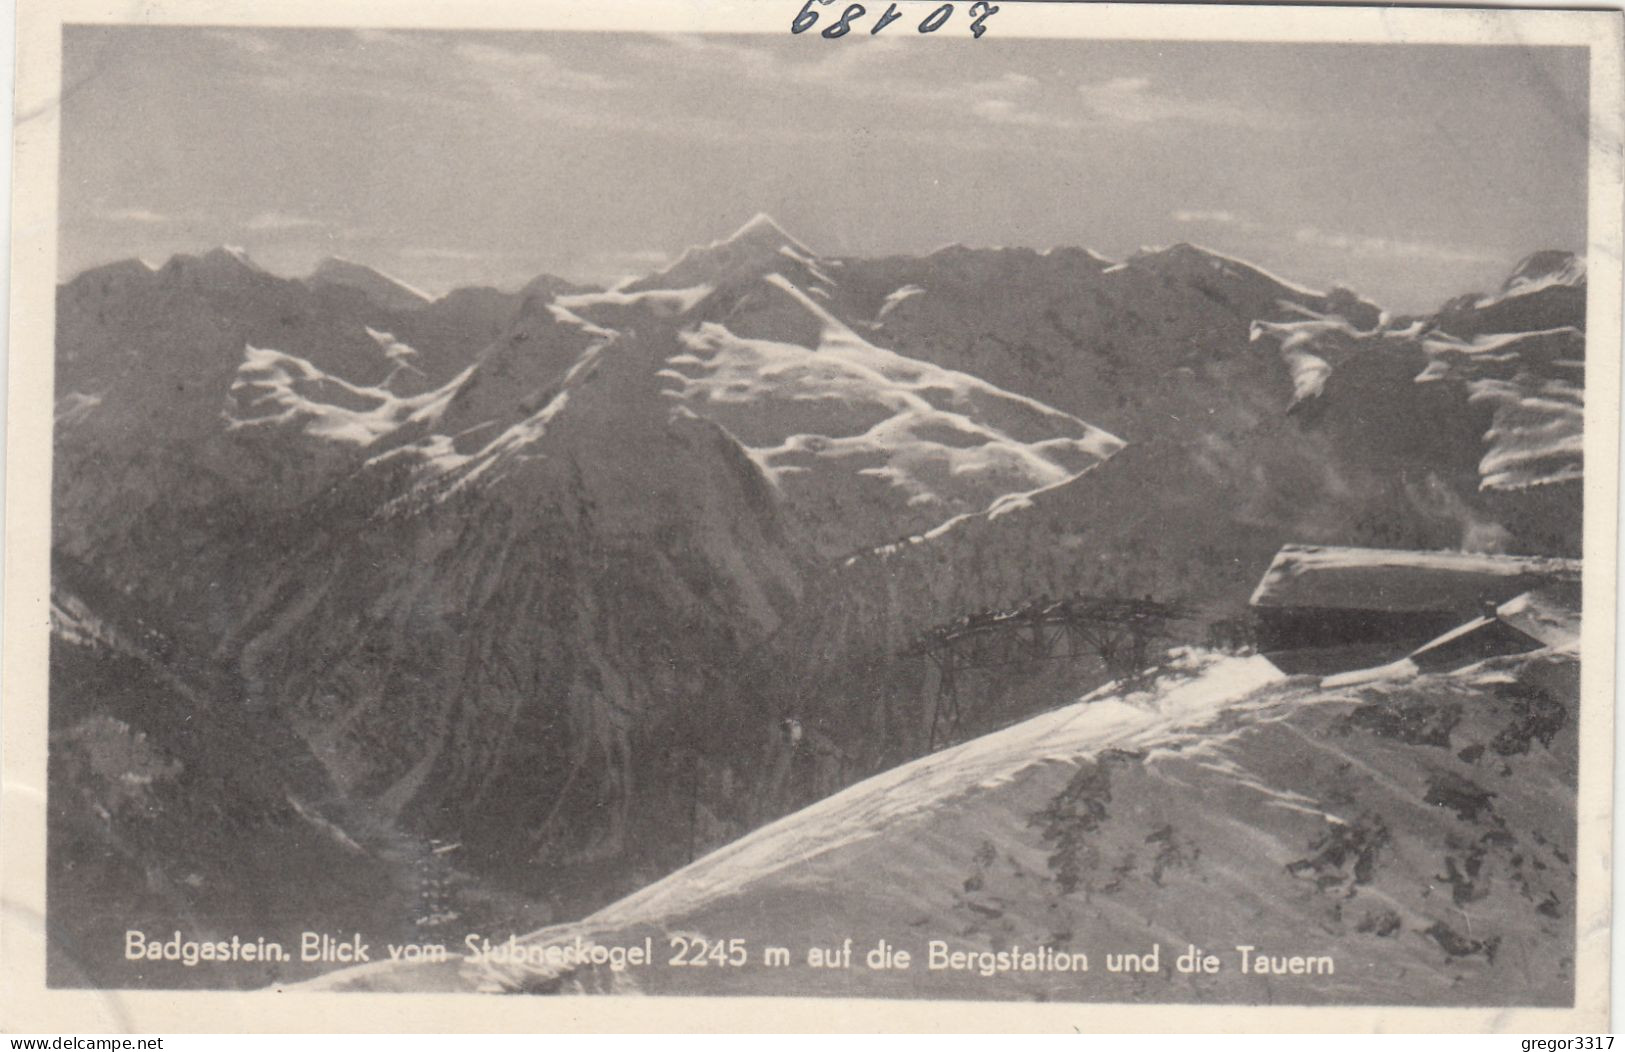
(707, 241, 1584, 813)
(53, 249, 537, 629)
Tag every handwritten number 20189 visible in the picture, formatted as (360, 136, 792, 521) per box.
(793, 1, 1000, 39)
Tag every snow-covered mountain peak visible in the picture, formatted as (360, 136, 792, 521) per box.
(724, 212, 810, 253)
(176, 245, 264, 275)
(149, 245, 272, 291)
(1044, 245, 1117, 266)
(631, 213, 818, 292)
(308, 256, 433, 311)
(520, 272, 590, 304)
(208, 245, 260, 270)
(64, 257, 161, 292)
(1500, 250, 1585, 298)
(1134, 242, 1328, 300)
(1433, 249, 1587, 333)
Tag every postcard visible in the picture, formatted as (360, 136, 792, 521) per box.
(3, 0, 1619, 1032)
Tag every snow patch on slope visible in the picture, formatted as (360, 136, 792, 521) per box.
(1469, 379, 1584, 490)
(1419, 328, 1584, 490)
(1250, 316, 1365, 406)
(660, 272, 1123, 531)
(50, 591, 123, 649)
(227, 346, 446, 445)
(555, 284, 713, 321)
(56, 391, 103, 428)
(876, 284, 925, 320)
(365, 326, 428, 387)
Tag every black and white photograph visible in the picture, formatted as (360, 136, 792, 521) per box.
(4, 0, 1620, 1032)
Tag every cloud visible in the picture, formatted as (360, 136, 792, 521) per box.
(1079, 77, 1275, 128)
(576, 247, 673, 284)
(208, 27, 617, 110)
(1163, 210, 1497, 269)
(964, 72, 1039, 95)
(613, 45, 1096, 149)
(970, 98, 1083, 131)
(1293, 226, 1499, 264)
(350, 28, 412, 49)
(959, 74, 1092, 131)
(245, 211, 326, 232)
(98, 204, 330, 234)
(215, 29, 449, 106)
(1171, 209, 1244, 225)
(631, 33, 903, 90)
(398, 246, 491, 263)
(204, 29, 1078, 156)
(630, 33, 1041, 124)
(101, 206, 173, 224)
(452, 41, 622, 94)
(628, 45, 1263, 139)
(610, 249, 671, 266)
(203, 30, 278, 56)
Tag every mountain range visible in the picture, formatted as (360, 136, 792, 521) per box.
(48, 217, 1586, 991)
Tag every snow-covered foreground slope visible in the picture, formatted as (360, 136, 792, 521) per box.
(315, 645, 1578, 1005)
(500, 654, 1285, 930)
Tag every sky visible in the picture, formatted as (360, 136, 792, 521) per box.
(58, 27, 1589, 312)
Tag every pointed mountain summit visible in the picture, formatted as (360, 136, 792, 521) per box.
(519, 272, 592, 306)
(1122, 242, 1384, 328)
(153, 245, 270, 290)
(1500, 250, 1585, 297)
(308, 256, 433, 312)
(1132, 242, 1327, 300)
(731, 211, 810, 250)
(202, 245, 263, 272)
(628, 212, 817, 292)
(61, 257, 161, 297)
